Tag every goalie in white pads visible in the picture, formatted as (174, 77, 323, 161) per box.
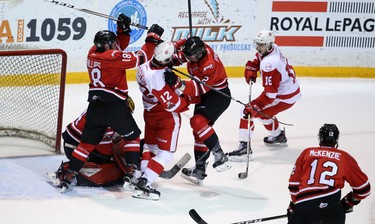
(228, 29, 301, 161)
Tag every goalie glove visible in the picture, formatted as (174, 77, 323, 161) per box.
(341, 191, 361, 213)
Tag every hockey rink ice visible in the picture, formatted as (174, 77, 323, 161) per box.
(0, 77, 374, 224)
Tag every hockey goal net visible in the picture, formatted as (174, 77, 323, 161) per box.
(0, 45, 67, 154)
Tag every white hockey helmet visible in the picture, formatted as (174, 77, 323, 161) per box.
(153, 41, 175, 65)
(253, 29, 275, 53)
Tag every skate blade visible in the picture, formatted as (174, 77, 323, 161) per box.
(123, 181, 136, 192)
(228, 155, 254, 162)
(213, 161, 232, 172)
(60, 185, 73, 194)
(180, 173, 203, 185)
(47, 172, 61, 187)
(132, 190, 160, 201)
(264, 142, 288, 147)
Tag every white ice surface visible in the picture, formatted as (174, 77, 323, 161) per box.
(1, 78, 374, 224)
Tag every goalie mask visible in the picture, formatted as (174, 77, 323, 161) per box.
(152, 41, 175, 66)
(183, 36, 206, 62)
(253, 29, 275, 55)
(318, 123, 340, 147)
(94, 30, 117, 52)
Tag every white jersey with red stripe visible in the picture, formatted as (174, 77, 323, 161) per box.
(257, 44, 301, 104)
(136, 61, 189, 113)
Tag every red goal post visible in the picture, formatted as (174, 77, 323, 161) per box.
(0, 46, 67, 154)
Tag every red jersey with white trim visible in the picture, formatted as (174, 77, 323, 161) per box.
(183, 44, 228, 97)
(255, 44, 300, 105)
(289, 146, 371, 204)
(87, 33, 139, 102)
(136, 61, 189, 113)
(64, 111, 114, 155)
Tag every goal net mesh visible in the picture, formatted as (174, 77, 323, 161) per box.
(0, 44, 66, 153)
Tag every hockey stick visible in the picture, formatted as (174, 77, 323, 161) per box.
(189, 209, 287, 224)
(159, 153, 191, 179)
(238, 82, 252, 179)
(43, 0, 148, 30)
(170, 68, 293, 126)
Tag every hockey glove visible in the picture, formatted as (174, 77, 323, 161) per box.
(243, 100, 262, 117)
(145, 24, 164, 43)
(164, 68, 182, 89)
(244, 59, 259, 84)
(287, 201, 295, 220)
(126, 95, 135, 113)
(341, 191, 361, 213)
(117, 13, 131, 34)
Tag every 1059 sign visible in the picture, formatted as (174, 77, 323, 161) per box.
(26, 17, 86, 41)
(0, 17, 86, 43)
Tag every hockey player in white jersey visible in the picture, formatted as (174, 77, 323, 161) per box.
(133, 41, 191, 200)
(228, 29, 301, 161)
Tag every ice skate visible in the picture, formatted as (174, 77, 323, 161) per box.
(60, 169, 77, 193)
(132, 177, 160, 201)
(212, 150, 231, 172)
(264, 129, 288, 147)
(47, 161, 67, 187)
(227, 141, 253, 162)
(181, 164, 207, 185)
(123, 169, 142, 192)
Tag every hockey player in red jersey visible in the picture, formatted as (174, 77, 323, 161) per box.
(287, 124, 371, 224)
(132, 41, 190, 200)
(164, 36, 231, 184)
(58, 13, 146, 193)
(47, 109, 138, 188)
(228, 29, 301, 161)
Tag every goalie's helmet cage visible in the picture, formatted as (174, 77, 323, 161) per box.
(94, 30, 116, 52)
(318, 123, 340, 147)
(153, 41, 175, 65)
(253, 29, 275, 52)
(183, 36, 206, 59)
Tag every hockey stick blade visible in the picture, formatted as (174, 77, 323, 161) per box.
(189, 209, 208, 224)
(159, 153, 191, 179)
(190, 209, 287, 224)
(231, 214, 288, 224)
(238, 170, 248, 179)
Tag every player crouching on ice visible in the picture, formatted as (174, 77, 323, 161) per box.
(47, 107, 141, 193)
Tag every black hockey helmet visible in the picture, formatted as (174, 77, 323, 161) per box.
(183, 36, 206, 60)
(94, 30, 116, 52)
(318, 123, 340, 147)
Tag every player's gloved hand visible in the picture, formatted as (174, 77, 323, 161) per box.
(287, 201, 294, 221)
(243, 100, 262, 117)
(244, 59, 259, 84)
(117, 13, 131, 34)
(341, 192, 361, 213)
(172, 50, 187, 66)
(126, 95, 135, 113)
(164, 68, 182, 89)
(145, 24, 164, 43)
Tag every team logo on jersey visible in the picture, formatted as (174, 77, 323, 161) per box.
(108, 0, 147, 44)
